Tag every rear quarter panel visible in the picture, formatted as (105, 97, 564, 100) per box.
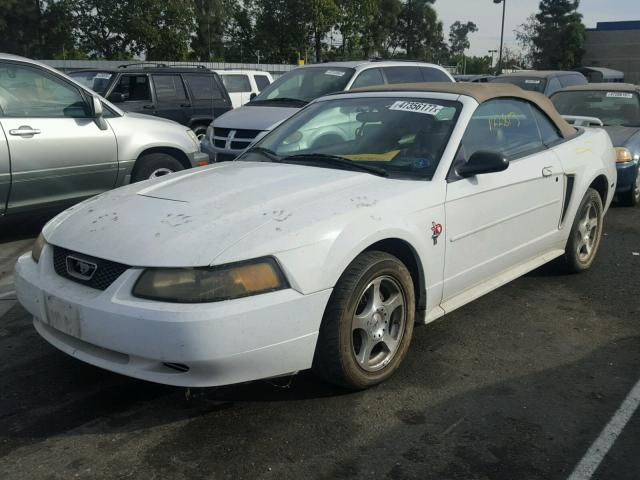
(551, 128, 616, 244)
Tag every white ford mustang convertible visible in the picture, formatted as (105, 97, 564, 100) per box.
(15, 84, 617, 390)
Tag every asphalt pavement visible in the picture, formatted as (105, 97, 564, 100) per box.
(0, 206, 638, 480)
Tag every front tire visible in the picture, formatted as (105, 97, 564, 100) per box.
(561, 188, 604, 273)
(132, 153, 184, 182)
(312, 251, 415, 390)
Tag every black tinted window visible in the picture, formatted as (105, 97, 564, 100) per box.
(254, 75, 271, 91)
(113, 75, 151, 102)
(152, 75, 187, 101)
(420, 67, 451, 82)
(183, 74, 222, 100)
(532, 107, 561, 144)
(351, 68, 385, 89)
(222, 74, 251, 93)
(383, 66, 422, 84)
(559, 74, 586, 87)
(492, 76, 547, 94)
(460, 99, 543, 160)
(546, 77, 562, 96)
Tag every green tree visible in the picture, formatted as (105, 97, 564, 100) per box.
(532, 0, 585, 69)
(395, 0, 445, 61)
(0, 0, 75, 58)
(191, 0, 228, 61)
(254, 0, 309, 63)
(224, 2, 256, 62)
(71, 0, 133, 59)
(308, 0, 339, 62)
(129, 0, 196, 60)
(448, 21, 478, 57)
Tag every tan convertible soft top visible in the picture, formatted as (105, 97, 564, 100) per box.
(349, 82, 576, 138)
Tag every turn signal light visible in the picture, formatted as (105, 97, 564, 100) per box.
(615, 147, 633, 164)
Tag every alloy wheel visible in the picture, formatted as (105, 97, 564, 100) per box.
(351, 275, 406, 372)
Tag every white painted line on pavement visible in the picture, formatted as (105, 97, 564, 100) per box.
(0, 290, 16, 299)
(567, 378, 640, 480)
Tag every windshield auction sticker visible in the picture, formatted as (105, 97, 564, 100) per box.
(95, 73, 113, 79)
(389, 101, 444, 116)
(525, 79, 541, 84)
(325, 70, 346, 76)
(606, 92, 633, 99)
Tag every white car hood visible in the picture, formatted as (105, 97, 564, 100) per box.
(44, 162, 385, 267)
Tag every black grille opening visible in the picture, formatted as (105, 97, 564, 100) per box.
(163, 362, 190, 373)
(233, 129, 261, 139)
(53, 247, 130, 291)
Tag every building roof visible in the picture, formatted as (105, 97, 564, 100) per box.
(347, 82, 576, 138)
(557, 83, 640, 93)
(588, 21, 640, 32)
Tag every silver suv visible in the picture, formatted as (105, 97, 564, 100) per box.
(201, 60, 455, 162)
(0, 54, 209, 216)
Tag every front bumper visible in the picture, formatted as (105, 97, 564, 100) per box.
(188, 150, 211, 167)
(14, 246, 331, 387)
(200, 137, 241, 163)
(615, 160, 639, 193)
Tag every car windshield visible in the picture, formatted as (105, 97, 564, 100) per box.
(239, 96, 461, 180)
(551, 90, 640, 127)
(249, 67, 354, 104)
(492, 76, 547, 94)
(68, 70, 114, 95)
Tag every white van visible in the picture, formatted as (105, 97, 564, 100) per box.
(215, 70, 274, 108)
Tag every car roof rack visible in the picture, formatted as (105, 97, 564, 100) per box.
(118, 62, 168, 69)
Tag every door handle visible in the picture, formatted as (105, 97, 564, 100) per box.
(9, 126, 41, 136)
(542, 166, 554, 177)
(180, 103, 192, 108)
(143, 105, 155, 110)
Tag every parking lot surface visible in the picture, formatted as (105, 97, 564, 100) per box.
(0, 206, 639, 480)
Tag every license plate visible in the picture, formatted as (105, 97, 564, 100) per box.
(44, 294, 82, 338)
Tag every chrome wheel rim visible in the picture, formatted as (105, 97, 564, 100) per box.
(196, 131, 206, 141)
(351, 275, 406, 372)
(575, 202, 599, 262)
(149, 167, 173, 179)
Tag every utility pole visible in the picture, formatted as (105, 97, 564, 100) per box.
(493, 0, 506, 74)
(488, 49, 497, 72)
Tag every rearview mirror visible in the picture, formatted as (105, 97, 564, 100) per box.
(107, 92, 125, 103)
(457, 151, 508, 177)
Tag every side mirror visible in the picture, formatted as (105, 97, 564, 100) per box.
(250, 92, 257, 100)
(91, 96, 108, 130)
(457, 151, 508, 177)
(107, 92, 125, 103)
(92, 96, 103, 117)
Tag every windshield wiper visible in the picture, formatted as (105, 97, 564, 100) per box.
(243, 146, 281, 162)
(281, 154, 388, 177)
(249, 97, 308, 106)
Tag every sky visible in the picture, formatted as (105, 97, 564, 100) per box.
(435, 0, 639, 57)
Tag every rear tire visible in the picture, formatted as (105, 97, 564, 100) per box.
(560, 188, 604, 273)
(132, 153, 184, 182)
(312, 251, 415, 390)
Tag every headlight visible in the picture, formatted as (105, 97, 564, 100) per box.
(186, 129, 200, 149)
(132, 257, 289, 303)
(615, 147, 633, 164)
(32, 232, 46, 263)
